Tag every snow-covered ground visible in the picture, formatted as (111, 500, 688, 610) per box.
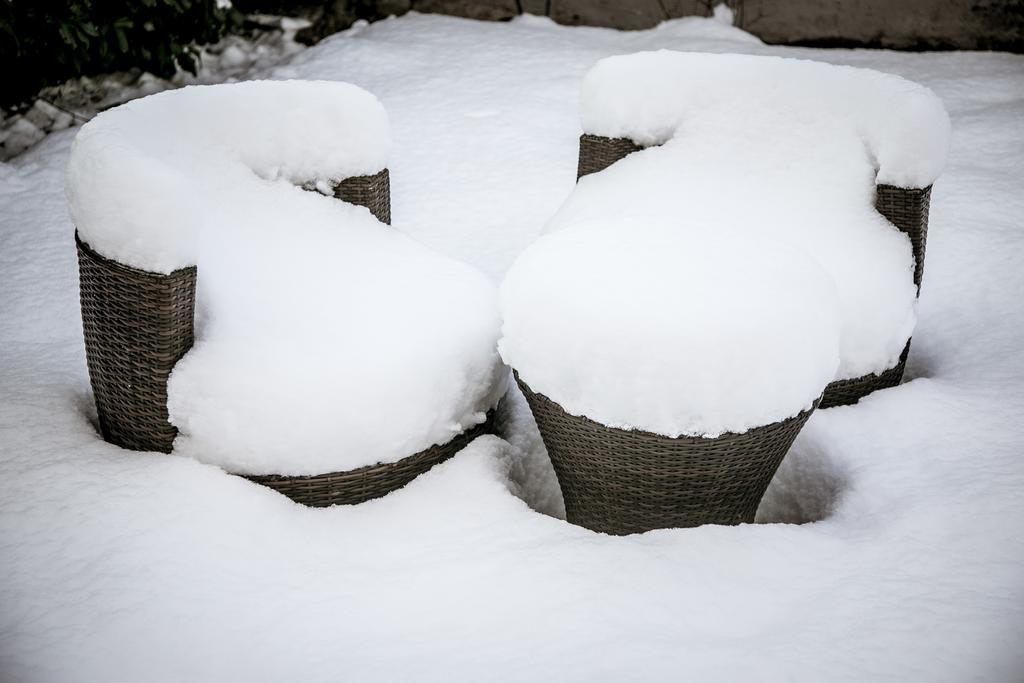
(2, 12, 1023, 682)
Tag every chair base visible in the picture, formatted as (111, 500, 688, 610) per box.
(243, 408, 498, 507)
(516, 373, 814, 535)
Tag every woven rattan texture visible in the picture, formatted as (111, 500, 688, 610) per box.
(77, 167, 490, 505)
(335, 168, 392, 225)
(819, 341, 910, 409)
(575, 135, 933, 408)
(577, 134, 643, 179)
(79, 168, 393, 452)
(245, 409, 498, 506)
(76, 233, 196, 453)
(876, 184, 931, 290)
(819, 183, 930, 407)
(517, 374, 813, 535)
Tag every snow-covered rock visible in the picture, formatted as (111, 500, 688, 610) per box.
(65, 80, 505, 475)
(500, 220, 841, 436)
(23, 100, 60, 131)
(0, 117, 45, 157)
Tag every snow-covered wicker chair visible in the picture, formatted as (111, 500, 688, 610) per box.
(75, 170, 392, 455)
(70, 81, 503, 507)
(501, 222, 842, 535)
(575, 52, 947, 409)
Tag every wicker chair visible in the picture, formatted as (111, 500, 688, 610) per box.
(77, 169, 496, 507)
(517, 372, 816, 535)
(577, 133, 931, 408)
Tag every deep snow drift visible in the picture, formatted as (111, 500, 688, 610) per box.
(1, 12, 1023, 683)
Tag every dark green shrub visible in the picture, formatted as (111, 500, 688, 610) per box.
(0, 0, 242, 109)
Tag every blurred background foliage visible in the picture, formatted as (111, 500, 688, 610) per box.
(0, 0, 243, 108)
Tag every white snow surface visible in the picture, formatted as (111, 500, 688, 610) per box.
(501, 221, 842, 435)
(566, 51, 933, 380)
(165, 195, 505, 475)
(581, 51, 951, 188)
(2, 12, 1023, 682)
(68, 79, 503, 475)
(67, 79, 391, 273)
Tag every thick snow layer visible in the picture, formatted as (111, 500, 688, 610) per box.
(68, 80, 503, 475)
(67, 79, 391, 273)
(500, 221, 841, 435)
(2, 12, 1024, 682)
(166, 189, 505, 475)
(560, 52, 926, 380)
(581, 51, 951, 188)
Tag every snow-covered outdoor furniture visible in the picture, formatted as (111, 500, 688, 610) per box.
(573, 52, 949, 408)
(501, 221, 842, 534)
(68, 81, 505, 506)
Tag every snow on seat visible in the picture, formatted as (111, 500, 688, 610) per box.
(561, 51, 951, 384)
(500, 220, 841, 438)
(67, 80, 504, 478)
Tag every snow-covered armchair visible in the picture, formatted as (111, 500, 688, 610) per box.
(501, 220, 841, 534)
(573, 52, 949, 408)
(68, 81, 505, 506)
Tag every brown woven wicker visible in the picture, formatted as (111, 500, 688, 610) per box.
(245, 408, 498, 506)
(819, 341, 911, 409)
(77, 233, 196, 453)
(876, 184, 931, 291)
(821, 183, 930, 407)
(577, 134, 644, 179)
(576, 134, 934, 408)
(517, 373, 814, 535)
(335, 168, 392, 225)
(76, 166, 486, 505)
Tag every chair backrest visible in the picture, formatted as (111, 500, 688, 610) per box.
(575, 134, 931, 291)
(67, 79, 392, 274)
(574, 53, 949, 294)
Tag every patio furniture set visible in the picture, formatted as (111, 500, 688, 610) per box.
(68, 53, 948, 534)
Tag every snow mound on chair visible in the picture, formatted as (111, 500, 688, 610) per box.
(66, 81, 504, 475)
